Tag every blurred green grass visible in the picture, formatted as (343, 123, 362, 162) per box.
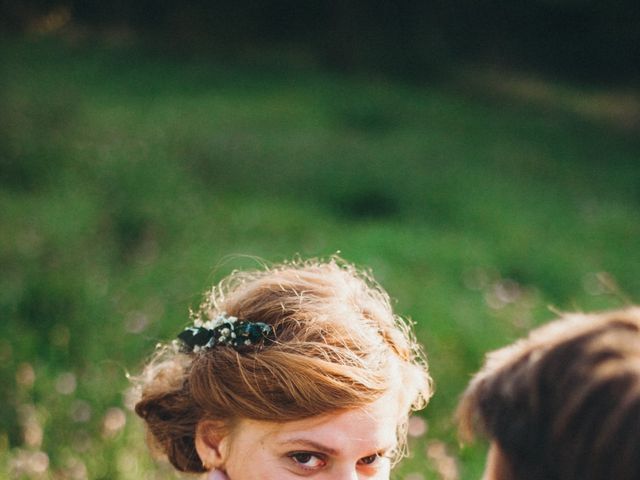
(2, 36, 639, 479)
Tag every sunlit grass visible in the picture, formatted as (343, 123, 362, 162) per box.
(1, 36, 639, 479)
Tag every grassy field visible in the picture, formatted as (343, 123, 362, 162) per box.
(2, 35, 639, 479)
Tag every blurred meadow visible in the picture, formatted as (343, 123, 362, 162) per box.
(2, 4, 640, 478)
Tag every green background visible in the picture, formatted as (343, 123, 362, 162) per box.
(1, 36, 639, 479)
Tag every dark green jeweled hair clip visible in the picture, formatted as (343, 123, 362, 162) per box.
(177, 313, 273, 353)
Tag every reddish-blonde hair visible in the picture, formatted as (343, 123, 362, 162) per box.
(135, 258, 432, 472)
(457, 307, 640, 480)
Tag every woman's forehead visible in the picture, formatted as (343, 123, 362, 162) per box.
(236, 393, 400, 453)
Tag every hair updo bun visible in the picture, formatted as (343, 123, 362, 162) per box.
(134, 258, 432, 472)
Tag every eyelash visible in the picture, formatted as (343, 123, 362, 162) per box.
(288, 452, 327, 470)
(287, 452, 385, 471)
(358, 454, 380, 465)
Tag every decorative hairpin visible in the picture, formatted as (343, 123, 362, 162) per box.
(177, 313, 273, 353)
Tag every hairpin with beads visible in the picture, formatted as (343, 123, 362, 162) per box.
(177, 313, 273, 352)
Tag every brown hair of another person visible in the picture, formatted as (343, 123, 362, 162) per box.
(458, 307, 640, 480)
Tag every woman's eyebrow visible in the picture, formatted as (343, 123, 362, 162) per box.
(277, 438, 397, 457)
(277, 438, 339, 455)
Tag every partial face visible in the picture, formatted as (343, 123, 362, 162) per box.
(482, 443, 509, 480)
(213, 394, 400, 479)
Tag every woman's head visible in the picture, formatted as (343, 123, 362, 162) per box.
(457, 307, 640, 480)
(135, 258, 432, 476)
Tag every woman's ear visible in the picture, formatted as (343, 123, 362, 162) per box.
(195, 420, 229, 470)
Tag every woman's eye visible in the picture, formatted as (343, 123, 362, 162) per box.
(358, 454, 379, 465)
(289, 452, 326, 470)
